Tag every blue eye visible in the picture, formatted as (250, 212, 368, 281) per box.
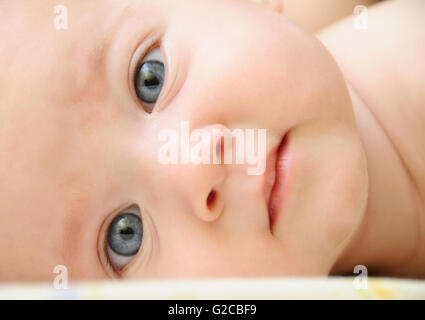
(106, 206, 143, 270)
(134, 48, 165, 113)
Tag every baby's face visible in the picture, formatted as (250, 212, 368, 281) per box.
(0, 0, 368, 281)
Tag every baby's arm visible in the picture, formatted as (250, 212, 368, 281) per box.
(318, 0, 425, 203)
(251, 0, 382, 32)
(319, 0, 425, 276)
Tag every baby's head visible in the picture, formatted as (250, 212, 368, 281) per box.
(0, 0, 368, 281)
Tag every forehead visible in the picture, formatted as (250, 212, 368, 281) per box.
(0, 1, 142, 134)
(0, 0, 144, 279)
(0, 0, 130, 66)
(0, 0, 141, 185)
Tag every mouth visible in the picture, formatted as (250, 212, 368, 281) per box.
(267, 132, 290, 230)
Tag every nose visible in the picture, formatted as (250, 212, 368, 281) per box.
(161, 123, 229, 223)
(154, 121, 271, 232)
(154, 8, 289, 226)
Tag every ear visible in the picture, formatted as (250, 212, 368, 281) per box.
(251, 0, 284, 14)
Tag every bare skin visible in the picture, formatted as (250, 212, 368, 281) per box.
(263, 0, 425, 278)
(255, 0, 425, 277)
(0, 0, 423, 281)
(281, 0, 382, 32)
(318, 0, 425, 278)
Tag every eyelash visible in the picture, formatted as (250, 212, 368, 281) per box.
(103, 250, 116, 276)
(102, 203, 158, 279)
(99, 204, 139, 278)
(130, 40, 165, 108)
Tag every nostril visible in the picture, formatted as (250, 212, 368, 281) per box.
(206, 189, 217, 211)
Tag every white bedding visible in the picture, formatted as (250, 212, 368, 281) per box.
(1, 277, 425, 299)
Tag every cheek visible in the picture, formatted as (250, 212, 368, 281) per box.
(325, 139, 368, 249)
(269, 125, 368, 273)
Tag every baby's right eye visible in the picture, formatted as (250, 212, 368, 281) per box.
(134, 47, 165, 114)
(106, 205, 143, 271)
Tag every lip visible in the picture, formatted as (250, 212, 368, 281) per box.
(267, 132, 290, 230)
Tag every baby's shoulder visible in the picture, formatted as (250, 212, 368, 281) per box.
(318, 0, 425, 203)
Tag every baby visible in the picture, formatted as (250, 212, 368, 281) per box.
(0, 0, 424, 281)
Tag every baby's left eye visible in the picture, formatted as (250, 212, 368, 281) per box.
(106, 205, 143, 271)
(134, 48, 165, 113)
